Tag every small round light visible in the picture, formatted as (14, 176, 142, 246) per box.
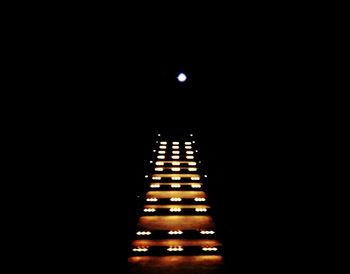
(177, 73, 187, 82)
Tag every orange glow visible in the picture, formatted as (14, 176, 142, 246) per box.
(132, 239, 222, 247)
(137, 216, 215, 230)
(128, 255, 224, 274)
(146, 191, 206, 199)
(152, 174, 200, 178)
(144, 205, 209, 209)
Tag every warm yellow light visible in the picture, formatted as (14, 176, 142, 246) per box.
(186, 156, 194, 159)
(159, 151, 166, 154)
(172, 156, 180, 159)
(170, 208, 182, 212)
(172, 162, 180, 166)
(185, 142, 191, 145)
(200, 230, 215, 235)
(146, 198, 158, 202)
(133, 247, 148, 252)
(144, 208, 156, 212)
(172, 151, 179, 154)
(185, 146, 192, 149)
(202, 247, 218, 251)
(160, 141, 167, 145)
(152, 176, 161, 180)
(156, 162, 164, 166)
(186, 151, 194, 154)
(150, 184, 160, 188)
(195, 208, 207, 212)
(191, 177, 200, 181)
(191, 184, 201, 188)
(171, 167, 180, 171)
(170, 197, 182, 202)
(194, 198, 206, 202)
(188, 168, 197, 171)
(188, 162, 196, 166)
(168, 230, 183, 235)
(171, 177, 181, 180)
(172, 142, 179, 145)
(136, 231, 152, 235)
(159, 145, 167, 149)
(155, 167, 164, 171)
(157, 155, 165, 159)
(172, 146, 179, 149)
(167, 246, 183, 251)
(171, 183, 181, 188)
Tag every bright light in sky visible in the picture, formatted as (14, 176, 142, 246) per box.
(177, 73, 187, 82)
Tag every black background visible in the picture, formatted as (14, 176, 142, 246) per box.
(15, 9, 330, 273)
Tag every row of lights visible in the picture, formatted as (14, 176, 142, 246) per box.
(157, 155, 194, 159)
(168, 230, 183, 235)
(154, 167, 198, 171)
(152, 176, 200, 180)
(133, 246, 218, 252)
(158, 141, 194, 145)
(145, 197, 206, 202)
(150, 184, 201, 188)
(136, 230, 215, 236)
(158, 145, 192, 150)
(157, 151, 195, 155)
(143, 208, 209, 213)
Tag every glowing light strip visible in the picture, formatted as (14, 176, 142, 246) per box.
(167, 246, 183, 251)
(144, 208, 156, 212)
(200, 230, 215, 235)
(168, 230, 183, 235)
(146, 198, 158, 202)
(133, 247, 148, 252)
(157, 156, 165, 159)
(202, 247, 218, 251)
(170, 197, 182, 202)
(136, 231, 151, 235)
